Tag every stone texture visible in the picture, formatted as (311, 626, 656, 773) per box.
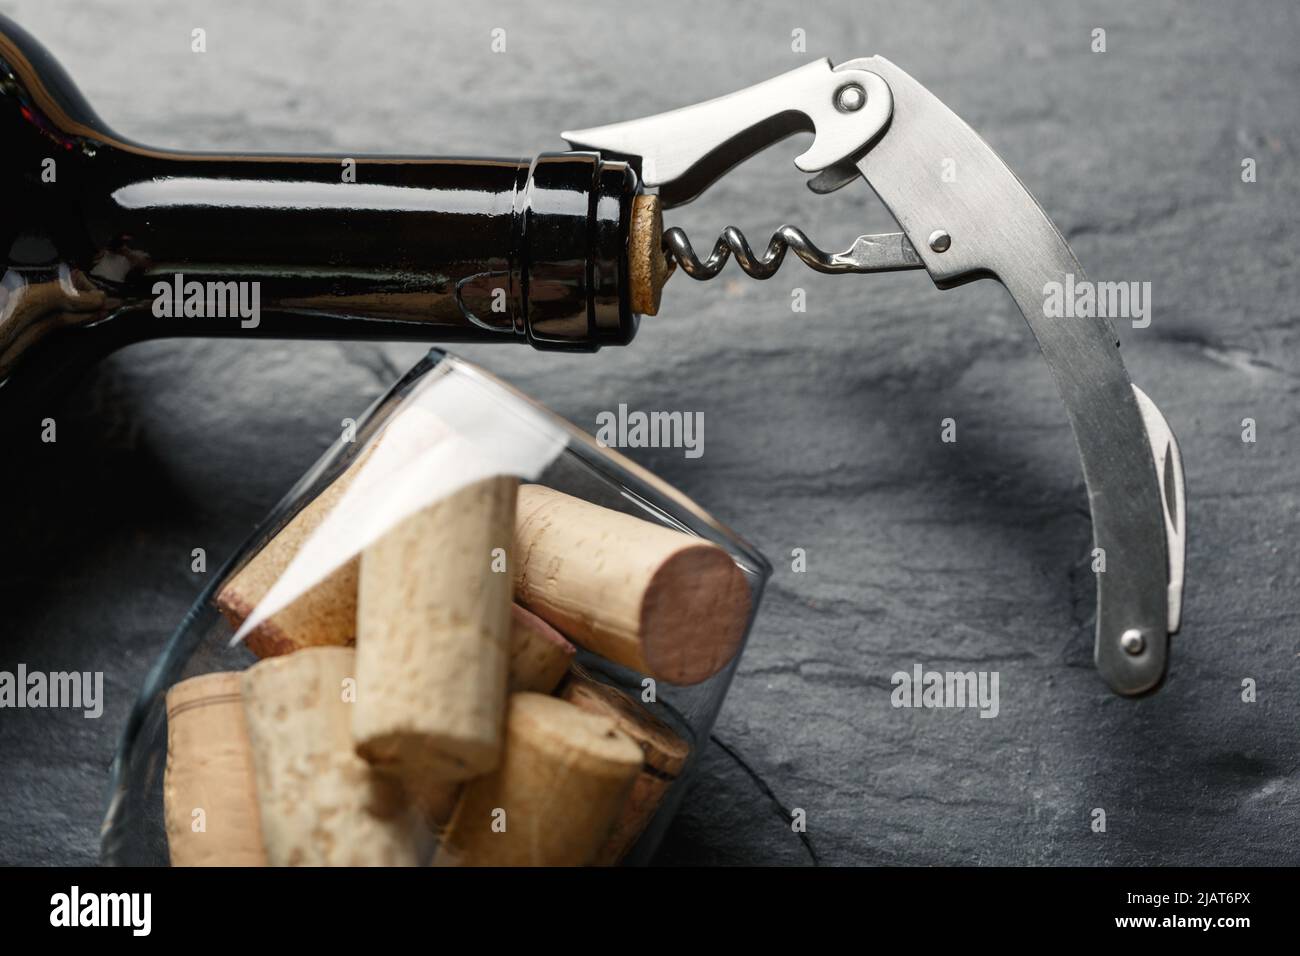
(0, 0, 1296, 865)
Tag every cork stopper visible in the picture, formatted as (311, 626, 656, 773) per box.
(164, 671, 267, 867)
(507, 603, 576, 694)
(560, 668, 691, 863)
(513, 484, 752, 686)
(353, 476, 519, 784)
(215, 444, 379, 658)
(436, 692, 643, 866)
(629, 194, 672, 316)
(241, 646, 424, 866)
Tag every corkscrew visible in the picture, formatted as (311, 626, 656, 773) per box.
(662, 225, 923, 280)
(564, 57, 1186, 698)
(0, 14, 1184, 697)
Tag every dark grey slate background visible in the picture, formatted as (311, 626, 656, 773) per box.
(1, 0, 1297, 866)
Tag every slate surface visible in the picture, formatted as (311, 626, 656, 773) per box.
(1, 0, 1296, 866)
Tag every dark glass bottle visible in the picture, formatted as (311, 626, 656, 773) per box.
(0, 15, 640, 412)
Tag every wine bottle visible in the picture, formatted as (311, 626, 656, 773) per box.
(0, 14, 648, 414)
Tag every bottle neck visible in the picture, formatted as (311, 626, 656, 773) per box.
(90, 151, 535, 339)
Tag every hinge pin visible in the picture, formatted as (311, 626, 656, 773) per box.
(1120, 629, 1146, 655)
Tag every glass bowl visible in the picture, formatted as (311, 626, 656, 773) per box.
(101, 348, 770, 865)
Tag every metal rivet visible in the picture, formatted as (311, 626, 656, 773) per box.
(928, 229, 951, 253)
(1120, 629, 1145, 655)
(835, 84, 866, 112)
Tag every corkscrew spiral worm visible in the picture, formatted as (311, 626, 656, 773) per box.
(663, 225, 866, 280)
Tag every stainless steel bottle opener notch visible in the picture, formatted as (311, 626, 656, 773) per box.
(565, 57, 1187, 696)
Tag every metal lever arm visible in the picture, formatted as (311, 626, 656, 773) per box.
(847, 57, 1181, 695)
(564, 58, 892, 208)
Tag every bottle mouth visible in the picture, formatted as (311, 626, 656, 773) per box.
(518, 152, 637, 350)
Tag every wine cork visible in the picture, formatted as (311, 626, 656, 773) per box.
(437, 693, 643, 866)
(508, 603, 576, 694)
(216, 448, 374, 658)
(513, 484, 752, 685)
(560, 670, 691, 864)
(353, 476, 518, 783)
(163, 672, 267, 867)
(241, 647, 422, 866)
(413, 604, 578, 830)
(629, 194, 672, 316)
